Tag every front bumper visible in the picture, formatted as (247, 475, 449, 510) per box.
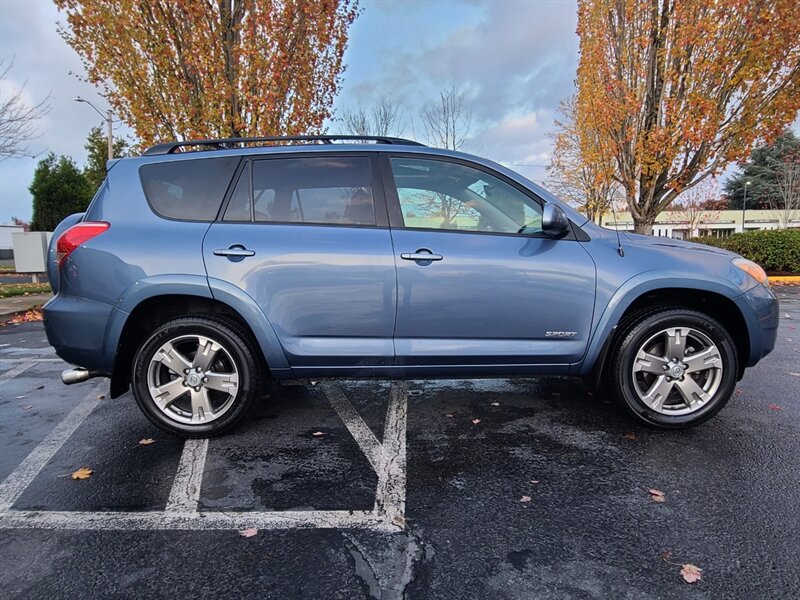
(737, 284, 779, 367)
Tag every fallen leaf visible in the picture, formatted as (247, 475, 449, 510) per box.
(239, 527, 258, 538)
(96, 394, 106, 400)
(681, 564, 703, 584)
(311, 431, 326, 437)
(649, 489, 666, 503)
(768, 404, 783, 411)
(138, 438, 155, 445)
(472, 418, 481, 425)
(623, 432, 637, 441)
(661, 550, 673, 561)
(490, 402, 500, 406)
(71, 467, 93, 480)
(392, 514, 406, 528)
(520, 495, 532, 503)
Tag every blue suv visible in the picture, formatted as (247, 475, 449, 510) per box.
(43, 135, 779, 437)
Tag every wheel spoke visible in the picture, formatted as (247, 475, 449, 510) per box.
(633, 351, 670, 374)
(190, 388, 214, 423)
(684, 346, 722, 374)
(204, 370, 239, 395)
(641, 375, 674, 411)
(665, 328, 688, 360)
(153, 378, 189, 410)
(674, 376, 710, 409)
(192, 336, 222, 371)
(153, 342, 192, 375)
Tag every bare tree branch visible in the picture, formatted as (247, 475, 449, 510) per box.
(0, 58, 51, 160)
(421, 83, 471, 150)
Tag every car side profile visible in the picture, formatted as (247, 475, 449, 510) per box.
(43, 135, 779, 437)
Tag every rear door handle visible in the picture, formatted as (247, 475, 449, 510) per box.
(400, 250, 443, 262)
(214, 245, 255, 258)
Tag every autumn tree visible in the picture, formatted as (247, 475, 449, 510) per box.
(547, 95, 619, 222)
(0, 58, 50, 159)
(576, 0, 800, 234)
(341, 97, 405, 137)
(55, 0, 360, 147)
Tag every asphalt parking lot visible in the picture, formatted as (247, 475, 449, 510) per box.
(1, 287, 798, 599)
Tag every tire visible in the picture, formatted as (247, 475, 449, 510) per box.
(607, 309, 738, 429)
(131, 316, 263, 438)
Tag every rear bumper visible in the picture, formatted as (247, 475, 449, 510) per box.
(736, 284, 779, 367)
(42, 293, 113, 372)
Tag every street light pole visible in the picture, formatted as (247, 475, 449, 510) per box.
(741, 180, 751, 233)
(73, 96, 113, 160)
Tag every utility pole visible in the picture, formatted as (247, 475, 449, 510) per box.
(741, 180, 751, 233)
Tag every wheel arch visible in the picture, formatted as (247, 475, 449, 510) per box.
(582, 279, 750, 386)
(107, 281, 289, 398)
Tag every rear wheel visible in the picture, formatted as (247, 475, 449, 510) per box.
(608, 309, 738, 429)
(131, 316, 262, 438)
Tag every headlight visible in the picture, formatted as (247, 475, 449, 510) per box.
(733, 257, 769, 286)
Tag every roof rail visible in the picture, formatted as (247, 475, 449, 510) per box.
(142, 135, 425, 156)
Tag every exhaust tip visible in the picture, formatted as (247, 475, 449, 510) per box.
(61, 368, 91, 385)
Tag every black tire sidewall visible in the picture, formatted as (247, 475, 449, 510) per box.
(612, 310, 738, 429)
(132, 317, 258, 437)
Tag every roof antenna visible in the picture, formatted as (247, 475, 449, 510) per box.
(609, 200, 625, 257)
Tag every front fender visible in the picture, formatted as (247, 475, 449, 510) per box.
(575, 272, 748, 376)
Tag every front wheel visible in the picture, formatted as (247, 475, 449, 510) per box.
(608, 309, 738, 429)
(131, 316, 262, 438)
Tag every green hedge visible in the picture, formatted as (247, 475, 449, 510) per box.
(690, 229, 800, 274)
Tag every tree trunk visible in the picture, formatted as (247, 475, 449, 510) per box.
(633, 218, 655, 235)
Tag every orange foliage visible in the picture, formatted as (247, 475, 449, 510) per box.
(576, 0, 800, 233)
(55, 0, 360, 147)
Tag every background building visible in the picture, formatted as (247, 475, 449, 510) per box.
(600, 209, 800, 239)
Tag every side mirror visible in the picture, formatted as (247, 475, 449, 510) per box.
(542, 204, 570, 238)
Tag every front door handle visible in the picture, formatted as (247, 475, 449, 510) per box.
(400, 250, 443, 262)
(214, 245, 255, 260)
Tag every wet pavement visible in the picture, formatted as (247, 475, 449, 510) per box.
(0, 286, 798, 599)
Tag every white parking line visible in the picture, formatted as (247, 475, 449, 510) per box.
(0, 359, 38, 384)
(165, 438, 209, 514)
(0, 509, 393, 532)
(0, 380, 408, 532)
(323, 384, 384, 471)
(374, 382, 407, 522)
(0, 382, 106, 512)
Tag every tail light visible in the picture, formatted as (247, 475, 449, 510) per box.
(56, 221, 110, 267)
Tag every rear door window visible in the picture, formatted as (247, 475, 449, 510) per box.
(140, 157, 239, 221)
(236, 156, 376, 226)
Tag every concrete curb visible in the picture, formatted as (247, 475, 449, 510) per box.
(770, 276, 800, 283)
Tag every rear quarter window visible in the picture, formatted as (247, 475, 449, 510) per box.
(139, 157, 239, 221)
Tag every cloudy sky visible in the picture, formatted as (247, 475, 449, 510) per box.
(0, 0, 579, 223)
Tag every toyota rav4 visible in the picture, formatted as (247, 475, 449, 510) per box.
(43, 135, 779, 437)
